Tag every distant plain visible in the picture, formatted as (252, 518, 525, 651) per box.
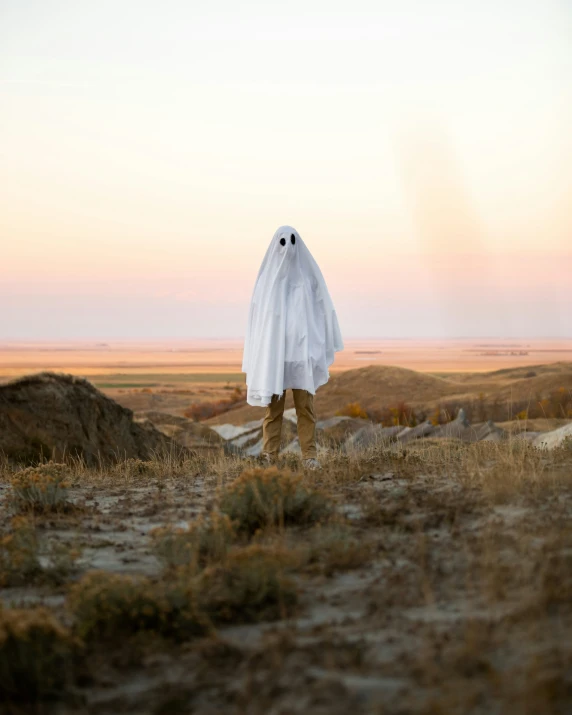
(2, 337, 572, 379)
(2, 338, 571, 423)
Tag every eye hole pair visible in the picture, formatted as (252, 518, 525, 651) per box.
(279, 234, 296, 246)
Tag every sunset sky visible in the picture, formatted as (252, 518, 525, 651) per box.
(1, 0, 571, 339)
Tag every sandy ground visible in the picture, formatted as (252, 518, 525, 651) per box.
(1, 442, 571, 713)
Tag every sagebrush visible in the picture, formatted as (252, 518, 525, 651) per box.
(219, 466, 332, 534)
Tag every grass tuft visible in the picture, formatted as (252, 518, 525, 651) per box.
(9, 462, 72, 513)
(0, 517, 41, 586)
(113, 457, 158, 479)
(0, 606, 75, 703)
(151, 512, 235, 571)
(219, 466, 332, 534)
(68, 571, 209, 643)
(198, 544, 297, 624)
(0, 516, 81, 588)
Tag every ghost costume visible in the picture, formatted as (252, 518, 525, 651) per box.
(242, 226, 343, 460)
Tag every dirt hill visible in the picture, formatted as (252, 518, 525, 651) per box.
(433, 361, 572, 394)
(316, 365, 462, 411)
(205, 362, 572, 425)
(0, 372, 171, 465)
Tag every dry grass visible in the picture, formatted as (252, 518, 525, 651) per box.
(151, 512, 235, 571)
(218, 466, 332, 534)
(0, 434, 571, 712)
(9, 462, 72, 513)
(0, 606, 76, 703)
(0, 516, 80, 587)
(0, 517, 41, 586)
(197, 544, 298, 624)
(68, 571, 209, 643)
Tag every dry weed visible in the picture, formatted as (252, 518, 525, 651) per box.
(0, 422, 570, 711)
(219, 467, 332, 534)
(151, 512, 235, 572)
(9, 462, 72, 513)
(0, 606, 76, 703)
(0, 517, 41, 586)
(68, 571, 209, 643)
(198, 544, 298, 624)
(0, 516, 80, 587)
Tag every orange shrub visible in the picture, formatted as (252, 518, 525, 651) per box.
(335, 402, 368, 419)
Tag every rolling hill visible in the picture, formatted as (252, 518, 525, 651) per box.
(205, 362, 572, 425)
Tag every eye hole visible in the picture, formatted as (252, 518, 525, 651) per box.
(291, 234, 296, 245)
(279, 237, 286, 246)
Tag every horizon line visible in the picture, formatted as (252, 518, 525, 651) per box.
(1, 336, 571, 343)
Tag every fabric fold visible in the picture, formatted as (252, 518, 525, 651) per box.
(242, 226, 343, 407)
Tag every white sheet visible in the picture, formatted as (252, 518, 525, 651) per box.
(242, 226, 343, 407)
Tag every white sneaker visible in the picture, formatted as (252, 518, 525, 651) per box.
(303, 458, 322, 471)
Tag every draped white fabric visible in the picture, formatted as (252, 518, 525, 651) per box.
(242, 226, 344, 407)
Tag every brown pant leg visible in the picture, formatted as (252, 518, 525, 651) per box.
(292, 389, 317, 459)
(262, 392, 286, 458)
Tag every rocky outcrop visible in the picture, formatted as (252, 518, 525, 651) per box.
(463, 420, 507, 443)
(135, 411, 224, 454)
(345, 424, 406, 450)
(197, 407, 566, 457)
(317, 417, 369, 448)
(395, 421, 435, 444)
(533, 422, 572, 450)
(209, 415, 298, 456)
(0, 372, 172, 465)
(430, 408, 471, 440)
(425, 410, 509, 444)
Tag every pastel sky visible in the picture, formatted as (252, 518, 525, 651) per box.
(1, 0, 571, 339)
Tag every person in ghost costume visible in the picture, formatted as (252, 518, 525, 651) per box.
(242, 226, 343, 469)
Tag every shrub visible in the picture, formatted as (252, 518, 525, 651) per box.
(9, 463, 71, 513)
(113, 458, 158, 480)
(391, 401, 417, 426)
(563, 436, 572, 450)
(68, 571, 208, 643)
(219, 467, 332, 534)
(0, 517, 80, 588)
(151, 512, 235, 571)
(0, 517, 41, 586)
(0, 606, 75, 702)
(197, 545, 297, 624)
(430, 407, 442, 426)
(335, 402, 368, 419)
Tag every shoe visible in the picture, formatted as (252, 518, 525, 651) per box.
(303, 458, 322, 471)
(260, 452, 275, 465)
